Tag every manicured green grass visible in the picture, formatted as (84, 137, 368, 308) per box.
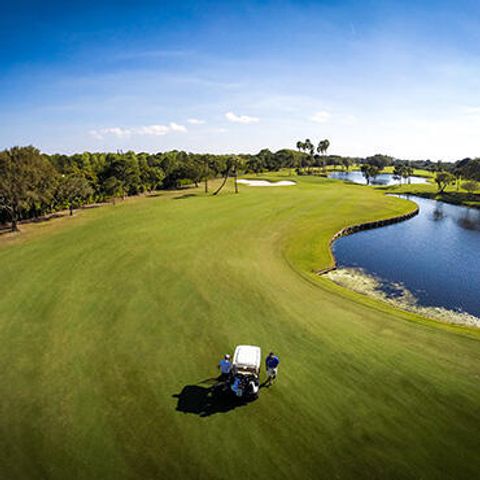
(1, 175, 479, 480)
(383, 181, 480, 209)
(380, 166, 435, 179)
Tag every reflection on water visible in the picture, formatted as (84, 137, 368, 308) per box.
(333, 195, 480, 318)
(328, 171, 428, 186)
(457, 209, 480, 231)
(431, 203, 446, 222)
(425, 196, 480, 232)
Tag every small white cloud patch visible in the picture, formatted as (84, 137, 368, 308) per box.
(169, 122, 187, 132)
(89, 129, 104, 140)
(90, 122, 187, 139)
(225, 111, 259, 124)
(187, 118, 205, 125)
(136, 125, 170, 136)
(310, 111, 331, 123)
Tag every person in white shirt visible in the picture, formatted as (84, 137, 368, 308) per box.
(218, 354, 232, 381)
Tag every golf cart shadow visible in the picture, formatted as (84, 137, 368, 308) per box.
(173, 379, 251, 417)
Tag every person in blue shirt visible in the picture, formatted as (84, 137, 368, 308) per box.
(265, 352, 280, 385)
(218, 354, 232, 381)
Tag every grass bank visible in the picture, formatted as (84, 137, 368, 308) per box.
(381, 181, 480, 209)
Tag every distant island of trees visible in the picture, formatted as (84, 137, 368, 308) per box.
(1, 144, 479, 232)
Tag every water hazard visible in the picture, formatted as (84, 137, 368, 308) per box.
(328, 171, 428, 186)
(332, 195, 480, 320)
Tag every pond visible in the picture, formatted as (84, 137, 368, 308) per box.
(331, 195, 480, 321)
(328, 170, 428, 186)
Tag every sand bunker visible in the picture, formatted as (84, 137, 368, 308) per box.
(237, 179, 296, 187)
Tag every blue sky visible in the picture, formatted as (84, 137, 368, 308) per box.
(1, 0, 480, 159)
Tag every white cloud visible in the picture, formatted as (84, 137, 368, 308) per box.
(136, 125, 170, 136)
(225, 111, 259, 124)
(90, 122, 187, 139)
(310, 111, 331, 123)
(89, 129, 105, 140)
(90, 127, 133, 139)
(187, 118, 205, 125)
(169, 122, 187, 132)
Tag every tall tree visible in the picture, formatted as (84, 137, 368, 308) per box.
(404, 165, 414, 184)
(213, 157, 233, 196)
(341, 157, 352, 172)
(304, 139, 314, 173)
(102, 152, 141, 199)
(317, 139, 330, 170)
(231, 156, 242, 194)
(138, 154, 165, 192)
(202, 155, 210, 193)
(360, 164, 380, 185)
(457, 158, 480, 181)
(56, 174, 93, 215)
(393, 164, 404, 184)
(245, 155, 265, 175)
(462, 180, 479, 197)
(365, 154, 393, 171)
(28, 160, 59, 219)
(435, 171, 455, 193)
(0, 146, 53, 231)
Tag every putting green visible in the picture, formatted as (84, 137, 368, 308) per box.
(0, 175, 479, 480)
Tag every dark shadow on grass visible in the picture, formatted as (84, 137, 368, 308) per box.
(0, 226, 14, 236)
(173, 380, 250, 417)
(173, 194, 197, 200)
(0, 213, 68, 235)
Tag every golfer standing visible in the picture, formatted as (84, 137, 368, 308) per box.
(218, 354, 232, 381)
(265, 352, 280, 385)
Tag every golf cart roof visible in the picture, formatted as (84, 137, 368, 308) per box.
(233, 345, 261, 371)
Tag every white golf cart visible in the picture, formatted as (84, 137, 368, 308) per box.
(229, 345, 261, 399)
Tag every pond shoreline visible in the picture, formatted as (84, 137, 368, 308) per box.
(329, 170, 479, 209)
(316, 203, 419, 275)
(387, 189, 480, 210)
(326, 267, 480, 328)
(319, 193, 480, 328)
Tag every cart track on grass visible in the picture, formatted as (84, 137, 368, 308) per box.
(0, 176, 479, 480)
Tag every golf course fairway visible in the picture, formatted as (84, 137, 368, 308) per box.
(1, 175, 479, 480)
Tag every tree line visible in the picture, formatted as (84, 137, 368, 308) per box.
(0, 146, 307, 231)
(356, 154, 480, 191)
(2, 145, 479, 231)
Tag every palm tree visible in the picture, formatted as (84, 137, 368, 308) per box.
(393, 164, 404, 184)
(213, 156, 242, 195)
(454, 169, 462, 191)
(317, 139, 330, 170)
(317, 140, 326, 155)
(213, 157, 232, 196)
(295, 141, 306, 174)
(403, 165, 414, 184)
(203, 155, 209, 193)
(232, 156, 242, 194)
(360, 163, 380, 185)
(304, 139, 314, 173)
(323, 139, 330, 156)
